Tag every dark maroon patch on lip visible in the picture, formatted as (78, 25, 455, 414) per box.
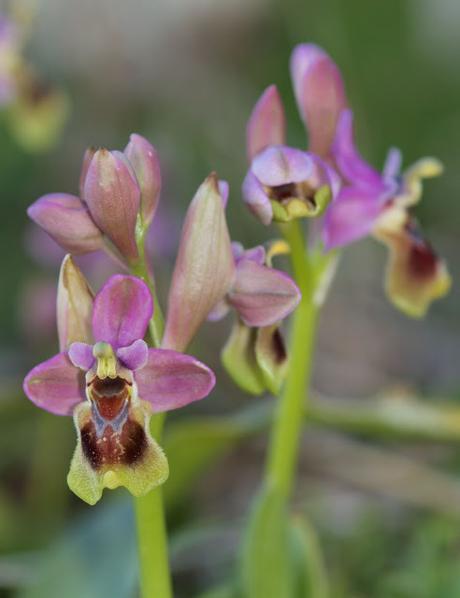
(406, 222, 438, 280)
(80, 418, 147, 471)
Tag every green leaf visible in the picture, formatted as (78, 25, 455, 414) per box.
(240, 485, 293, 598)
(289, 515, 329, 598)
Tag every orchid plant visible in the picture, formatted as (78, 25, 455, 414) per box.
(22, 41, 450, 598)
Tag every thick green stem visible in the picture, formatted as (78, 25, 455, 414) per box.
(131, 244, 171, 598)
(265, 221, 319, 497)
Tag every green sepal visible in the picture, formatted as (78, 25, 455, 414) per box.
(222, 319, 266, 395)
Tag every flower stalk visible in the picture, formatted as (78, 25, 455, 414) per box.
(265, 220, 319, 497)
(131, 247, 172, 598)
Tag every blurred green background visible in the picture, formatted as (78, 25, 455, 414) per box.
(0, 0, 459, 596)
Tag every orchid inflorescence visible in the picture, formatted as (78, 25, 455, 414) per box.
(25, 134, 301, 504)
(22, 39, 451, 597)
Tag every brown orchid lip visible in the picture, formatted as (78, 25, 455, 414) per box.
(80, 417, 147, 471)
(405, 221, 438, 280)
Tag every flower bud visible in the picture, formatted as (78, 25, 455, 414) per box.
(57, 255, 94, 350)
(27, 193, 104, 254)
(124, 134, 161, 227)
(84, 149, 141, 262)
(163, 173, 235, 352)
(79, 147, 97, 198)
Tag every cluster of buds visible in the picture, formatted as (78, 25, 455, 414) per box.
(0, 9, 68, 151)
(24, 134, 300, 503)
(243, 43, 451, 317)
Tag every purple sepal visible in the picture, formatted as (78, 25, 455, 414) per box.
(332, 109, 384, 190)
(92, 275, 152, 349)
(228, 259, 301, 327)
(135, 349, 216, 412)
(323, 186, 383, 249)
(242, 170, 273, 225)
(247, 85, 286, 161)
(23, 352, 84, 416)
(27, 193, 104, 254)
(251, 146, 313, 187)
(290, 43, 348, 157)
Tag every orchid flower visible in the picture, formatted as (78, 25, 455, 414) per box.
(209, 242, 300, 394)
(322, 110, 451, 317)
(27, 134, 161, 263)
(23, 258, 215, 505)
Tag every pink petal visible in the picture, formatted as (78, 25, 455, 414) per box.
(27, 193, 104, 254)
(117, 339, 149, 371)
(322, 186, 383, 249)
(228, 259, 301, 327)
(68, 342, 94, 370)
(290, 43, 348, 157)
(84, 149, 141, 262)
(247, 85, 287, 161)
(124, 134, 161, 226)
(23, 352, 84, 415)
(242, 170, 273, 226)
(135, 349, 215, 412)
(92, 275, 153, 349)
(251, 146, 313, 187)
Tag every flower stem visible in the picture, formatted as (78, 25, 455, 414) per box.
(265, 220, 319, 497)
(134, 418, 171, 598)
(131, 247, 172, 598)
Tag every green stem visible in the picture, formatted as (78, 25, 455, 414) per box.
(265, 221, 319, 497)
(130, 243, 171, 598)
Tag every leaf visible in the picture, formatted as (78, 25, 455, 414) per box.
(289, 515, 330, 598)
(240, 485, 293, 598)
